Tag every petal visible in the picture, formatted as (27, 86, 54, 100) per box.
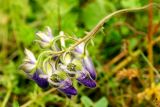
(59, 31, 65, 48)
(20, 63, 35, 72)
(46, 26, 53, 39)
(83, 56, 96, 80)
(36, 32, 51, 42)
(48, 79, 60, 88)
(35, 40, 50, 48)
(77, 72, 96, 88)
(48, 70, 69, 87)
(58, 80, 77, 96)
(63, 53, 72, 64)
(75, 42, 85, 54)
(59, 85, 77, 96)
(59, 64, 76, 77)
(24, 49, 36, 63)
(32, 69, 49, 88)
(44, 60, 56, 76)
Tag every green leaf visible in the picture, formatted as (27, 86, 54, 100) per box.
(95, 97, 108, 107)
(81, 96, 93, 107)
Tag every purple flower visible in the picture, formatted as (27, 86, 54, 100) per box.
(75, 43, 96, 80)
(58, 79, 77, 97)
(20, 49, 49, 88)
(32, 69, 49, 88)
(83, 56, 96, 80)
(46, 68, 77, 97)
(59, 52, 96, 88)
(20, 28, 98, 97)
(75, 42, 85, 54)
(77, 69, 96, 88)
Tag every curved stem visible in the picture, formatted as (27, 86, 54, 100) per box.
(42, 3, 159, 55)
(36, 50, 66, 68)
(67, 3, 160, 51)
(50, 35, 78, 49)
(42, 56, 52, 74)
(36, 50, 53, 67)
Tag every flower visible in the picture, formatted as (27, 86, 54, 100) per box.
(58, 79, 77, 98)
(31, 69, 49, 88)
(20, 49, 49, 88)
(75, 43, 96, 80)
(20, 49, 36, 73)
(41, 60, 77, 96)
(59, 52, 82, 77)
(20, 27, 97, 97)
(77, 70, 96, 88)
(48, 71, 77, 96)
(83, 56, 96, 80)
(75, 42, 85, 54)
(59, 52, 96, 88)
(35, 27, 54, 48)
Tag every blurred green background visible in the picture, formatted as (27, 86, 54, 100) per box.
(0, 0, 160, 107)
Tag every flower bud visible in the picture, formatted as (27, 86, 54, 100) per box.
(20, 49, 36, 73)
(35, 27, 53, 48)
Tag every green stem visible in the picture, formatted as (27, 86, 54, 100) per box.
(50, 35, 78, 50)
(42, 3, 160, 55)
(36, 50, 53, 67)
(36, 50, 64, 68)
(66, 3, 160, 52)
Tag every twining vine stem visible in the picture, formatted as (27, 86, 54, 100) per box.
(52, 3, 160, 54)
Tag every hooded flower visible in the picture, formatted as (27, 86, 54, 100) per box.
(35, 27, 54, 48)
(58, 79, 77, 98)
(76, 69, 96, 88)
(20, 49, 37, 73)
(75, 43, 96, 80)
(83, 56, 96, 80)
(59, 52, 96, 88)
(48, 71, 77, 96)
(40, 60, 77, 97)
(21, 27, 97, 97)
(31, 69, 49, 88)
(20, 49, 49, 88)
(59, 53, 80, 77)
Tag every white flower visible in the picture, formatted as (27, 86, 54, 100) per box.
(35, 27, 54, 48)
(20, 49, 36, 73)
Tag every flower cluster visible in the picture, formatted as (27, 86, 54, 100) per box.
(20, 27, 96, 97)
